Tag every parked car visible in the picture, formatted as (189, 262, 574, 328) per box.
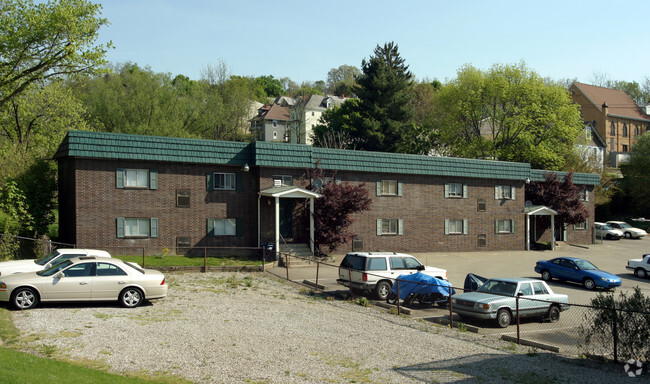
(534, 257, 621, 290)
(626, 254, 650, 278)
(337, 252, 447, 300)
(594, 222, 623, 240)
(450, 277, 569, 328)
(0, 256, 167, 310)
(605, 221, 647, 239)
(0, 249, 111, 276)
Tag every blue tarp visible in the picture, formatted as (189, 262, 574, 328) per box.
(391, 272, 455, 300)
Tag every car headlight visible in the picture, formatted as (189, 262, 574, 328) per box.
(475, 303, 490, 310)
(451, 298, 457, 304)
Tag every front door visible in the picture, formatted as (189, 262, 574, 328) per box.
(280, 199, 293, 240)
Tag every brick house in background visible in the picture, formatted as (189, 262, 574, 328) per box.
(569, 82, 650, 167)
(53, 131, 598, 256)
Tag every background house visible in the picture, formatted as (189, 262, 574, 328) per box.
(570, 82, 650, 167)
(54, 131, 598, 257)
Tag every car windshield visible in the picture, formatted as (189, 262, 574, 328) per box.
(37, 260, 73, 276)
(477, 280, 517, 296)
(601, 224, 613, 230)
(35, 251, 61, 266)
(575, 259, 598, 270)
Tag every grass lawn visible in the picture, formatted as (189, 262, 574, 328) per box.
(115, 254, 264, 268)
(0, 307, 191, 384)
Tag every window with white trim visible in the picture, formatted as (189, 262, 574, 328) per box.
(116, 168, 157, 189)
(208, 218, 237, 236)
(381, 180, 397, 195)
(495, 219, 515, 234)
(445, 219, 468, 235)
(273, 175, 293, 186)
(214, 173, 235, 190)
(445, 183, 467, 198)
(495, 185, 515, 200)
(574, 221, 588, 230)
(377, 219, 403, 235)
(116, 217, 158, 238)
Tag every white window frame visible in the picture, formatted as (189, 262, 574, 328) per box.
(574, 221, 588, 230)
(210, 218, 237, 236)
(381, 180, 397, 196)
(273, 175, 293, 186)
(125, 218, 150, 237)
(445, 219, 468, 235)
(213, 173, 235, 190)
(495, 185, 515, 200)
(377, 219, 403, 236)
(445, 183, 467, 198)
(495, 219, 515, 234)
(124, 169, 149, 188)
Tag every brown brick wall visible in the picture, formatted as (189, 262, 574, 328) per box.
(60, 159, 596, 255)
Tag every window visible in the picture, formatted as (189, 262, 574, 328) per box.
(610, 122, 616, 136)
(495, 185, 515, 200)
(580, 188, 589, 201)
(585, 126, 592, 141)
(377, 219, 403, 235)
(214, 173, 235, 190)
(273, 175, 293, 186)
(176, 237, 191, 255)
(273, 131, 278, 139)
(635, 125, 640, 138)
(477, 199, 486, 212)
(207, 218, 238, 236)
(574, 220, 589, 230)
(311, 111, 315, 116)
(272, 120, 278, 128)
(390, 257, 406, 270)
(445, 219, 468, 235)
(445, 183, 467, 198)
(623, 124, 628, 137)
(176, 190, 190, 207)
(63, 263, 93, 277)
(477, 233, 487, 247)
(533, 282, 548, 295)
(622, 144, 629, 152)
(367, 257, 387, 271)
(117, 218, 158, 238)
(376, 180, 402, 196)
(495, 219, 515, 233)
(96, 262, 127, 276)
(116, 168, 157, 189)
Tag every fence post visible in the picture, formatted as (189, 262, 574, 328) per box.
(448, 294, 453, 328)
(262, 247, 266, 272)
(204, 247, 207, 273)
(516, 294, 520, 344)
(142, 248, 146, 268)
(285, 254, 290, 281)
(315, 260, 320, 292)
(396, 279, 400, 314)
(613, 309, 618, 362)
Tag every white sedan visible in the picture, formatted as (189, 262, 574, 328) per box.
(0, 257, 167, 310)
(0, 248, 111, 276)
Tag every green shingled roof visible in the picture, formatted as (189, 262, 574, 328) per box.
(55, 131, 599, 185)
(529, 169, 600, 186)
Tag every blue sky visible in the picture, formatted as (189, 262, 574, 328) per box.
(97, 0, 649, 85)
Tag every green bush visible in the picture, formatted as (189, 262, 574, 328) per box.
(581, 287, 650, 362)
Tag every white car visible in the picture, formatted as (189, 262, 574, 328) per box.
(605, 221, 647, 239)
(0, 249, 111, 276)
(594, 222, 623, 240)
(0, 256, 167, 310)
(337, 252, 447, 300)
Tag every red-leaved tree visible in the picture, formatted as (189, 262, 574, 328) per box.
(305, 163, 372, 254)
(525, 172, 589, 230)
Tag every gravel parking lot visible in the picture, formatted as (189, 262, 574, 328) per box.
(8, 269, 647, 383)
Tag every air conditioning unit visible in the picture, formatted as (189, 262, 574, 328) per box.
(352, 237, 363, 251)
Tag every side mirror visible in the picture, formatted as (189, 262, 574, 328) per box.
(44, 263, 51, 269)
(416, 265, 425, 271)
(517, 291, 524, 296)
(55, 272, 64, 279)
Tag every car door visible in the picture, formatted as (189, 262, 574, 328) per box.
(515, 282, 545, 317)
(42, 262, 94, 301)
(92, 262, 131, 300)
(559, 259, 581, 283)
(546, 259, 568, 280)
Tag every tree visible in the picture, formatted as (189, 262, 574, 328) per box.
(0, 180, 33, 260)
(305, 164, 371, 253)
(525, 172, 590, 231)
(0, 0, 111, 110)
(326, 64, 360, 96)
(435, 62, 584, 170)
(619, 133, 650, 216)
(254, 75, 283, 99)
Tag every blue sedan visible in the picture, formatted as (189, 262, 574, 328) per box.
(534, 257, 621, 290)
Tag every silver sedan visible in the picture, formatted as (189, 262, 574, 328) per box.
(0, 256, 168, 310)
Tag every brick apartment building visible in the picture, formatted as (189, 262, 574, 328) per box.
(54, 131, 599, 256)
(570, 82, 650, 167)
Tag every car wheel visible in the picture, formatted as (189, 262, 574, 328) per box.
(541, 270, 552, 282)
(11, 287, 39, 310)
(119, 287, 144, 308)
(583, 278, 596, 290)
(635, 268, 648, 279)
(497, 309, 512, 328)
(625, 232, 631, 239)
(374, 281, 391, 301)
(605, 234, 612, 240)
(547, 306, 560, 323)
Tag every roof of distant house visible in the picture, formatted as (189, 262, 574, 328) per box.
(571, 82, 650, 122)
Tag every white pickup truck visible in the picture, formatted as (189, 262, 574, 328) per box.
(626, 254, 650, 278)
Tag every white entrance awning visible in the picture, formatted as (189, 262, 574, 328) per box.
(258, 186, 322, 254)
(525, 205, 558, 251)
